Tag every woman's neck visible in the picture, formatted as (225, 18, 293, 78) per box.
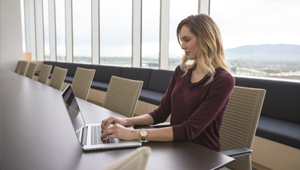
(190, 64, 207, 83)
(194, 64, 204, 74)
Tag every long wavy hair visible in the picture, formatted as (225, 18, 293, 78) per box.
(177, 14, 230, 85)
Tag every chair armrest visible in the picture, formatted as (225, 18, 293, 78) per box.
(219, 148, 253, 158)
(150, 122, 171, 128)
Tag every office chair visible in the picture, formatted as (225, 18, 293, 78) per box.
(219, 86, 266, 170)
(25, 62, 38, 79)
(71, 67, 95, 100)
(102, 76, 143, 117)
(37, 64, 53, 84)
(14, 61, 22, 74)
(19, 61, 29, 76)
(49, 66, 68, 91)
(150, 86, 266, 170)
(102, 146, 151, 170)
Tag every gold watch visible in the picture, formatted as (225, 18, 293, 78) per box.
(139, 128, 148, 141)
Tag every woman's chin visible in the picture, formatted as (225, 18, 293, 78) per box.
(186, 56, 196, 60)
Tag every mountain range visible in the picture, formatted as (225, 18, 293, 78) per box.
(144, 44, 300, 60)
(225, 44, 300, 60)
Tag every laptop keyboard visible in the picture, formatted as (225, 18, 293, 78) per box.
(91, 125, 116, 145)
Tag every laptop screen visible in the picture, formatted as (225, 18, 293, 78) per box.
(62, 85, 85, 143)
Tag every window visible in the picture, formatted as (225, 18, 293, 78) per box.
(168, 0, 198, 70)
(73, 0, 91, 63)
(100, 0, 132, 66)
(21, 0, 26, 53)
(43, 0, 50, 60)
(55, 0, 66, 62)
(210, 0, 300, 80)
(141, 0, 160, 69)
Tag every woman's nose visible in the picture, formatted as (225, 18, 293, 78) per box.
(181, 43, 186, 50)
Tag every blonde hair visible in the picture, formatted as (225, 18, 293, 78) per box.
(177, 14, 230, 85)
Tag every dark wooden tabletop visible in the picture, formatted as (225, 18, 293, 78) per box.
(0, 69, 234, 170)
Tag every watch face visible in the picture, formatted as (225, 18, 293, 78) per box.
(140, 130, 147, 136)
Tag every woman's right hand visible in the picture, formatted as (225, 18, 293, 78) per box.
(101, 116, 128, 131)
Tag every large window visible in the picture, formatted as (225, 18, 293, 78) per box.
(73, 0, 91, 63)
(168, 0, 198, 70)
(100, 0, 132, 66)
(22, 0, 215, 69)
(210, 0, 300, 80)
(141, 0, 160, 69)
(43, 0, 50, 60)
(55, 0, 66, 62)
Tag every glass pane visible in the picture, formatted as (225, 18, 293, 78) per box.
(21, 0, 26, 53)
(56, 0, 66, 62)
(100, 0, 132, 67)
(43, 0, 50, 60)
(73, 0, 91, 63)
(210, 0, 300, 80)
(168, 0, 198, 70)
(142, 0, 160, 69)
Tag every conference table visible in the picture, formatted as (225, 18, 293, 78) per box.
(0, 69, 234, 170)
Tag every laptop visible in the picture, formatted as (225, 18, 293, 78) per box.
(62, 84, 142, 151)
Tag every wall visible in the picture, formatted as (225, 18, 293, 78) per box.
(0, 0, 23, 71)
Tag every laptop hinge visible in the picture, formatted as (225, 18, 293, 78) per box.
(81, 126, 87, 146)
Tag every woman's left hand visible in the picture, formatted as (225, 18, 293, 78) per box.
(101, 123, 138, 141)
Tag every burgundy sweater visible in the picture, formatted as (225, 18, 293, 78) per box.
(148, 66, 235, 151)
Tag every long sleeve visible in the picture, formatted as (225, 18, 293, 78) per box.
(148, 66, 182, 123)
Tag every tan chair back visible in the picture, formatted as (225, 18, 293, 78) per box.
(219, 86, 266, 170)
(28, 61, 44, 72)
(71, 67, 95, 100)
(49, 66, 68, 91)
(103, 76, 143, 117)
(37, 64, 53, 84)
(15, 61, 22, 74)
(19, 61, 29, 76)
(102, 146, 151, 170)
(25, 62, 38, 79)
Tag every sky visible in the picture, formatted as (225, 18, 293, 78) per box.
(210, 0, 300, 49)
(28, 0, 300, 57)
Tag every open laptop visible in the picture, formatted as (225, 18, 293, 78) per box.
(62, 84, 142, 151)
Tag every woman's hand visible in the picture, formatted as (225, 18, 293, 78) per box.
(101, 123, 138, 141)
(101, 116, 127, 131)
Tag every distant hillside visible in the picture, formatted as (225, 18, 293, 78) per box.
(225, 44, 300, 60)
(147, 53, 182, 58)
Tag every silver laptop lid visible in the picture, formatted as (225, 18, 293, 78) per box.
(62, 85, 86, 145)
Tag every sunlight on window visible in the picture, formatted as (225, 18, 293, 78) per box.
(73, 0, 91, 63)
(43, 0, 50, 60)
(168, 0, 198, 70)
(56, 0, 66, 62)
(100, 0, 132, 67)
(210, 0, 300, 80)
(21, 0, 26, 53)
(142, 0, 160, 69)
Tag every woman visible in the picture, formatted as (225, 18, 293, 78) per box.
(101, 14, 235, 151)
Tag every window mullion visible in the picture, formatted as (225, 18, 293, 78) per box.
(159, 0, 170, 69)
(132, 0, 142, 68)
